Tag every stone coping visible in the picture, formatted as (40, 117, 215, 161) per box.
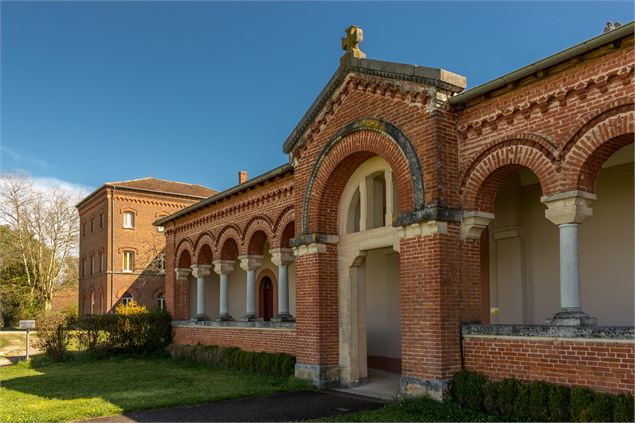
(172, 320, 296, 330)
(462, 324, 635, 340)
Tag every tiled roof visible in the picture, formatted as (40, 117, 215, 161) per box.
(105, 177, 216, 198)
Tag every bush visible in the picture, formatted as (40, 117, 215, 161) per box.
(613, 394, 635, 422)
(167, 343, 296, 378)
(35, 311, 73, 361)
(75, 309, 171, 355)
(452, 370, 634, 422)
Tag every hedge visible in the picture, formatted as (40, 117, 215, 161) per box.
(76, 311, 172, 355)
(452, 370, 635, 422)
(167, 343, 296, 378)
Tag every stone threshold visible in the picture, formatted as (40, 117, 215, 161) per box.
(172, 320, 296, 330)
(462, 324, 634, 340)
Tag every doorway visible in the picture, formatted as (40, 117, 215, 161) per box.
(259, 276, 274, 321)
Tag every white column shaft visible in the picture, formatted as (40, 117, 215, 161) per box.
(196, 276, 205, 316)
(246, 269, 256, 316)
(219, 273, 229, 315)
(278, 265, 289, 315)
(559, 223, 581, 310)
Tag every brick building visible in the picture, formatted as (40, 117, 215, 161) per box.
(156, 24, 634, 398)
(77, 178, 215, 315)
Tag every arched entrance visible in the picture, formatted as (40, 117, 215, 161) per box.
(337, 156, 402, 387)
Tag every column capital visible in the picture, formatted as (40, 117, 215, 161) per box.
(270, 248, 295, 266)
(174, 268, 192, 281)
(397, 220, 448, 240)
(190, 264, 212, 278)
(213, 260, 234, 275)
(541, 190, 596, 225)
(461, 211, 495, 240)
(238, 255, 263, 271)
(293, 243, 327, 257)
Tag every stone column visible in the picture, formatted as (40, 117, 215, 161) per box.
(542, 191, 597, 326)
(270, 248, 295, 322)
(384, 170, 394, 226)
(238, 254, 263, 321)
(173, 268, 192, 320)
(213, 260, 234, 321)
(190, 264, 212, 321)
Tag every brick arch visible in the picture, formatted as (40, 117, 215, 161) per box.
(193, 232, 215, 264)
(460, 133, 559, 186)
(216, 225, 242, 260)
(272, 206, 295, 248)
(561, 110, 634, 193)
(116, 286, 140, 300)
(303, 118, 422, 235)
(243, 216, 275, 255)
(175, 239, 193, 268)
(462, 144, 558, 212)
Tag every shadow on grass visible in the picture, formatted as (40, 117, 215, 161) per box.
(1, 353, 313, 422)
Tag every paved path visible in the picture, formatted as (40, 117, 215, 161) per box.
(80, 391, 386, 422)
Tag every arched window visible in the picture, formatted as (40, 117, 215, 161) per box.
(90, 290, 95, 314)
(157, 293, 165, 311)
(121, 292, 134, 306)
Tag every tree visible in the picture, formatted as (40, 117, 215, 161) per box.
(0, 173, 80, 310)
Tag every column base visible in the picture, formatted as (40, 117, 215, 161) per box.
(546, 309, 597, 326)
(238, 315, 263, 322)
(195, 314, 209, 322)
(294, 363, 339, 389)
(213, 314, 234, 322)
(271, 313, 295, 322)
(400, 376, 450, 401)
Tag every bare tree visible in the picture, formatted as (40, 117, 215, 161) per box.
(0, 173, 80, 310)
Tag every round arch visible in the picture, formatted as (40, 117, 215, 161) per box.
(243, 216, 274, 255)
(561, 109, 634, 192)
(272, 206, 295, 248)
(175, 239, 194, 269)
(193, 232, 215, 264)
(462, 144, 558, 212)
(303, 118, 423, 235)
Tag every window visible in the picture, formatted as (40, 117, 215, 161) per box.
(90, 291, 95, 315)
(90, 217, 94, 233)
(81, 258, 86, 277)
(123, 251, 135, 272)
(82, 222, 87, 237)
(157, 293, 165, 311)
(99, 212, 104, 229)
(123, 212, 135, 229)
(99, 251, 104, 273)
(121, 292, 133, 306)
(90, 255, 95, 275)
(157, 254, 166, 273)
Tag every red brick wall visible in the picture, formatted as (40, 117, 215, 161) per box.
(172, 326, 296, 355)
(463, 335, 635, 394)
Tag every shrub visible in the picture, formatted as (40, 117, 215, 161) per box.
(166, 343, 296, 378)
(451, 371, 634, 422)
(548, 383, 571, 422)
(35, 311, 73, 361)
(75, 309, 171, 355)
(613, 394, 635, 422)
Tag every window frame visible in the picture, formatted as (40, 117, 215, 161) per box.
(122, 250, 135, 272)
(123, 211, 135, 229)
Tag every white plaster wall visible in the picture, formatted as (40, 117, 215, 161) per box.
(228, 260, 247, 319)
(491, 159, 634, 326)
(188, 274, 220, 319)
(365, 248, 401, 359)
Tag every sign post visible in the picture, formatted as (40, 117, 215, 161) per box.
(18, 320, 35, 361)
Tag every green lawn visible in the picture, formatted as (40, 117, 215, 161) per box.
(0, 354, 310, 423)
(318, 397, 506, 422)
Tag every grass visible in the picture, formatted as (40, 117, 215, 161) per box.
(0, 354, 311, 423)
(315, 397, 507, 422)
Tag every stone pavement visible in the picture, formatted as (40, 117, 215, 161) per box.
(79, 390, 387, 422)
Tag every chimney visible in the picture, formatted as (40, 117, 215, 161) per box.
(238, 171, 248, 184)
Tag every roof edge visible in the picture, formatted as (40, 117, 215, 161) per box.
(154, 162, 294, 227)
(448, 22, 634, 107)
(282, 56, 467, 154)
(76, 183, 213, 209)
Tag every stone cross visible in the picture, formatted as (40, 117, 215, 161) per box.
(341, 25, 366, 64)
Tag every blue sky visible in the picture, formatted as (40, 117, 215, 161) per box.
(1, 1, 633, 195)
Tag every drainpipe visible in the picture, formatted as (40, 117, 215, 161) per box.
(110, 186, 115, 312)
